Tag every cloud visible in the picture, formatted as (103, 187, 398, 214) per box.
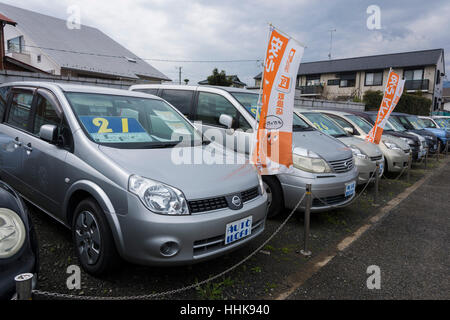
(2, 0, 449, 84)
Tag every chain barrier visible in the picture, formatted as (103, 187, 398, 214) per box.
(31, 193, 307, 300)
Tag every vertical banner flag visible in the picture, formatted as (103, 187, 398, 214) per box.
(252, 26, 305, 175)
(366, 69, 405, 145)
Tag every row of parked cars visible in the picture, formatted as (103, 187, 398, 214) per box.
(0, 81, 448, 298)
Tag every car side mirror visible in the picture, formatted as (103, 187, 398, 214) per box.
(39, 124, 58, 144)
(219, 114, 233, 129)
(344, 127, 355, 135)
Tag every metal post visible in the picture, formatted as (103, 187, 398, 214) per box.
(300, 184, 312, 256)
(436, 141, 441, 162)
(407, 152, 412, 182)
(14, 273, 33, 300)
(374, 163, 380, 205)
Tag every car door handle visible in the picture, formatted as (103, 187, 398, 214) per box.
(13, 137, 22, 147)
(24, 143, 33, 152)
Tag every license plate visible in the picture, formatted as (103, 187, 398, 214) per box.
(225, 216, 252, 245)
(345, 181, 356, 197)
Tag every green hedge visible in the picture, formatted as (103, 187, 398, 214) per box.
(363, 90, 431, 115)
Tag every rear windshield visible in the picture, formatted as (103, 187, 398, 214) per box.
(65, 92, 201, 148)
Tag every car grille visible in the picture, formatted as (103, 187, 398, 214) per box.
(188, 187, 259, 214)
(328, 157, 354, 173)
(370, 155, 383, 161)
(312, 194, 352, 207)
(193, 218, 264, 257)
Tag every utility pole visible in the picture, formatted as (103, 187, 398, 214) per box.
(328, 28, 336, 60)
(175, 66, 182, 85)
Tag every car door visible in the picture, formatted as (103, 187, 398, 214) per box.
(19, 88, 72, 216)
(0, 87, 35, 195)
(193, 91, 253, 155)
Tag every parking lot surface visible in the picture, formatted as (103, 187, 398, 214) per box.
(30, 157, 448, 300)
(289, 161, 450, 299)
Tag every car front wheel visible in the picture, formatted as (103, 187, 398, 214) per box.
(262, 176, 284, 218)
(72, 198, 119, 276)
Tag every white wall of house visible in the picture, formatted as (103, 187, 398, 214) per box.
(4, 25, 61, 74)
(432, 52, 445, 110)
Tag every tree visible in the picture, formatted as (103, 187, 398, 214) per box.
(206, 68, 233, 86)
(184, 79, 189, 85)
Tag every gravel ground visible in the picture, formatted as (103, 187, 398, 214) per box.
(29, 157, 445, 300)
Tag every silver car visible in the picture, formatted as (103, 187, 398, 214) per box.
(129, 85, 359, 216)
(0, 82, 268, 275)
(295, 110, 384, 185)
(319, 110, 411, 174)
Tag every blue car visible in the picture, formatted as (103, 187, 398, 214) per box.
(0, 181, 38, 300)
(418, 116, 450, 152)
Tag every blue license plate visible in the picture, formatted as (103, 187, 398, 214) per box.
(345, 181, 356, 197)
(225, 216, 252, 245)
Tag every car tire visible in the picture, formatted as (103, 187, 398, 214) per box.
(72, 198, 120, 276)
(262, 176, 284, 218)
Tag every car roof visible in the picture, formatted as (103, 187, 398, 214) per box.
(130, 83, 258, 94)
(0, 81, 159, 99)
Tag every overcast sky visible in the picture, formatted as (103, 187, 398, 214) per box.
(4, 0, 450, 85)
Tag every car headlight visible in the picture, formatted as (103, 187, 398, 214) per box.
(293, 148, 331, 173)
(350, 146, 369, 160)
(400, 137, 415, 146)
(129, 175, 189, 215)
(251, 165, 265, 195)
(0, 208, 26, 259)
(383, 141, 401, 150)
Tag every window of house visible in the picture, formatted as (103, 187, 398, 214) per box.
(160, 90, 194, 117)
(306, 75, 321, 86)
(339, 79, 355, 87)
(365, 71, 383, 86)
(7, 36, 24, 53)
(404, 69, 424, 80)
(7, 91, 33, 131)
(436, 70, 441, 84)
(37, 55, 42, 63)
(327, 79, 340, 86)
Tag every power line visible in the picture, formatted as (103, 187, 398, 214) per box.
(19, 44, 262, 63)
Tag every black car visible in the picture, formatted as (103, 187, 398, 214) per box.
(0, 181, 38, 300)
(348, 110, 424, 161)
(390, 113, 439, 153)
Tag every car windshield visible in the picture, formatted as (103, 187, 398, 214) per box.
(231, 92, 312, 131)
(406, 116, 425, 130)
(65, 92, 202, 148)
(345, 114, 373, 134)
(434, 118, 450, 128)
(388, 117, 407, 132)
(420, 118, 437, 128)
(301, 112, 348, 137)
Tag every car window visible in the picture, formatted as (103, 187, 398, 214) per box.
(160, 90, 194, 117)
(0, 86, 10, 122)
(196, 92, 238, 128)
(420, 118, 436, 128)
(7, 91, 33, 131)
(346, 115, 373, 134)
(133, 88, 159, 96)
(33, 93, 62, 134)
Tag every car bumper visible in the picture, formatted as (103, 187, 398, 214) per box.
(113, 192, 268, 266)
(277, 166, 359, 213)
(385, 149, 410, 173)
(355, 157, 381, 185)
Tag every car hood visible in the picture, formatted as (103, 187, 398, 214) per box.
(423, 128, 449, 138)
(292, 130, 352, 161)
(337, 136, 383, 157)
(98, 143, 259, 200)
